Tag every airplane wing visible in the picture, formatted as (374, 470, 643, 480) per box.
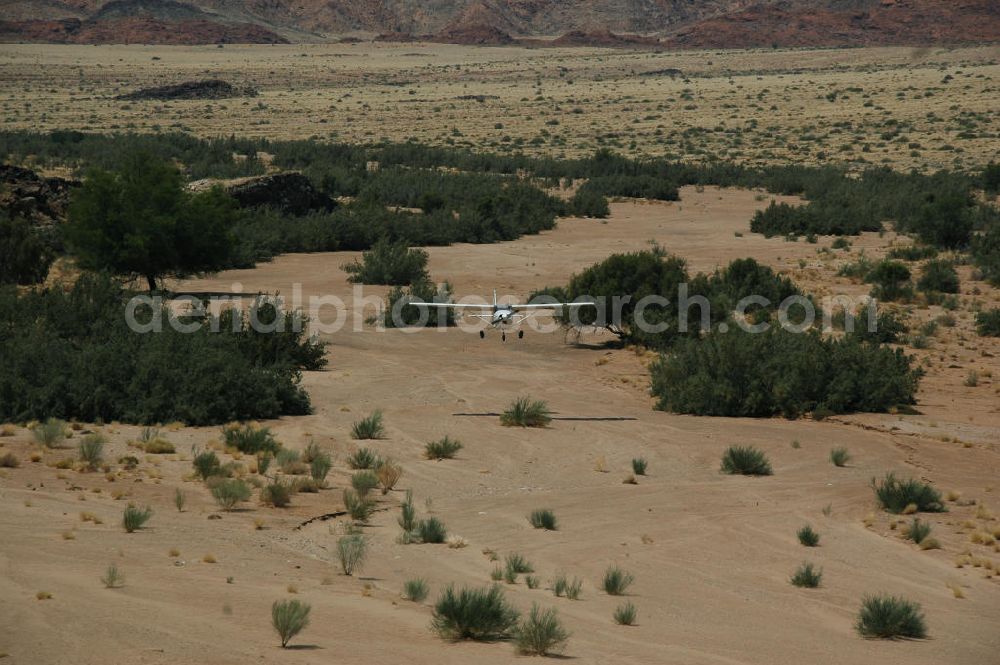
(408, 302, 492, 309)
(512, 302, 597, 310)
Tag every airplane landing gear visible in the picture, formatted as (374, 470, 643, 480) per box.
(518, 330, 524, 339)
(501, 332, 507, 342)
(479, 330, 485, 339)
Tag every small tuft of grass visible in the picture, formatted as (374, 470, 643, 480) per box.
(425, 436, 463, 459)
(350, 470, 379, 497)
(343, 489, 376, 523)
(262, 479, 292, 507)
(525, 575, 540, 589)
(0, 452, 19, 468)
(431, 585, 520, 641)
(790, 562, 822, 588)
(529, 509, 558, 531)
(613, 601, 637, 625)
(78, 433, 105, 471)
(904, 518, 933, 545)
(505, 553, 534, 574)
(417, 517, 447, 544)
(500, 397, 552, 428)
(830, 447, 851, 467)
(403, 578, 429, 602)
(202, 553, 217, 564)
(122, 504, 152, 533)
(631, 457, 648, 475)
(514, 604, 569, 656)
(856, 594, 927, 639)
(552, 574, 583, 600)
(272, 599, 311, 648)
(797, 525, 820, 547)
(720, 445, 772, 476)
(101, 563, 124, 589)
(222, 423, 280, 455)
(351, 410, 385, 440)
(602, 565, 634, 596)
(36, 591, 52, 600)
(192, 450, 221, 480)
(33, 418, 67, 448)
(872, 473, 944, 514)
(174, 488, 186, 512)
(210, 478, 251, 511)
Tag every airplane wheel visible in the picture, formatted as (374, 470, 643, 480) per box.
(518, 330, 524, 339)
(479, 330, 485, 339)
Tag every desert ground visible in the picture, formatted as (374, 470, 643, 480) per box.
(1, 42, 999, 170)
(1, 185, 999, 664)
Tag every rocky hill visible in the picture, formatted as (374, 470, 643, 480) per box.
(1, 0, 997, 46)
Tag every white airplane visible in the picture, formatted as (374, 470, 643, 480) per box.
(412, 289, 596, 341)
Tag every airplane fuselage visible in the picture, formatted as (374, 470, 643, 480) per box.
(491, 307, 516, 326)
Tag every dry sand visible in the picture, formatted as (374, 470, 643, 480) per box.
(2, 187, 998, 664)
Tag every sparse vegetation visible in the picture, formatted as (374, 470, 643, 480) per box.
(309, 452, 332, 483)
(830, 447, 851, 467)
(552, 574, 583, 600)
(790, 562, 822, 588)
(602, 566, 634, 596)
(904, 518, 933, 545)
(272, 599, 311, 648)
(529, 509, 558, 531)
(856, 595, 927, 639)
(431, 585, 520, 641)
(336, 534, 367, 576)
(192, 450, 221, 479)
(631, 457, 647, 475)
(347, 447, 380, 469)
(797, 525, 820, 547)
(720, 445, 773, 476)
(375, 459, 403, 494)
(262, 479, 292, 507)
(613, 601, 637, 626)
(403, 578, 429, 602)
(417, 517, 447, 544)
(343, 489, 375, 523)
(33, 418, 66, 448)
(500, 397, 552, 427)
(975, 309, 1000, 337)
(122, 504, 152, 533)
(0, 452, 20, 468)
(425, 436, 463, 459)
(222, 423, 280, 455)
(350, 470, 379, 497)
(872, 473, 944, 514)
(351, 411, 386, 440)
(343, 239, 430, 286)
(514, 604, 569, 656)
(210, 478, 251, 511)
(101, 563, 124, 589)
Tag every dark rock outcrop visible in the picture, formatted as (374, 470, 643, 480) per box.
(117, 79, 259, 101)
(0, 164, 79, 228)
(188, 173, 335, 216)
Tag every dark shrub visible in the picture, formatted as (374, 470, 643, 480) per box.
(856, 595, 927, 639)
(720, 445, 773, 476)
(797, 525, 820, 546)
(0, 211, 54, 285)
(529, 509, 558, 530)
(192, 450, 221, 479)
(501, 397, 552, 427)
(514, 604, 569, 656)
(222, 423, 281, 455)
(425, 436, 463, 459)
(790, 562, 822, 588)
(569, 186, 610, 218)
(871, 473, 944, 514)
(916, 259, 959, 294)
(431, 585, 520, 641)
(975, 308, 1000, 337)
(343, 238, 429, 285)
(867, 261, 913, 302)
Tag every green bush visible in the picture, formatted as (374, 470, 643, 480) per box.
(424, 436, 463, 459)
(0, 211, 55, 285)
(871, 473, 944, 514)
(417, 517, 447, 544)
(398, 490, 417, 535)
(500, 397, 552, 427)
(867, 261, 913, 302)
(78, 433, 105, 470)
(613, 601, 637, 626)
(631, 457, 647, 475)
(222, 423, 280, 455)
(337, 534, 367, 575)
(382, 279, 456, 328)
(0, 275, 317, 425)
(350, 470, 379, 497)
(975, 309, 1000, 337)
(514, 604, 569, 656)
(122, 504, 152, 533)
(797, 525, 820, 547)
(529, 509, 558, 531)
(403, 578, 429, 602)
(101, 563, 125, 589)
(192, 450, 222, 480)
(272, 599, 311, 648)
(261, 479, 292, 507)
(856, 595, 926, 639)
(720, 445, 773, 476)
(904, 518, 932, 544)
(431, 585, 520, 641)
(569, 187, 610, 218)
(343, 489, 375, 523)
(33, 418, 67, 448)
(309, 452, 332, 483)
(351, 411, 385, 440)
(830, 447, 851, 467)
(916, 259, 959, 294)
(210, 478, 251, 511)
(790, 562, 822, 588)
(505, 553, 534, 574)
(343, 239, 429, 285)
(651, 327, 920, 418)
(887, 245, 937, 261)
(601, 566, 634, 596)
(552, 574, 583, 600)
(347, 447, 380, 470)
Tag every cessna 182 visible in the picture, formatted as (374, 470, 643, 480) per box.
(412, 290, 596, 341)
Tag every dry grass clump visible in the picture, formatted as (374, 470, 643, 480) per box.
(36, 591, 52, 600)
(143, 438, 175, 454)
(376, 459, 403, 494)
(262, 480, 292, 507)
(33, 418, 67, 448)
(202, 553, 217, 564)
(0, 423, 15, 437)
(0, 452, 19, 468)
(101, 563, 124, 588)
